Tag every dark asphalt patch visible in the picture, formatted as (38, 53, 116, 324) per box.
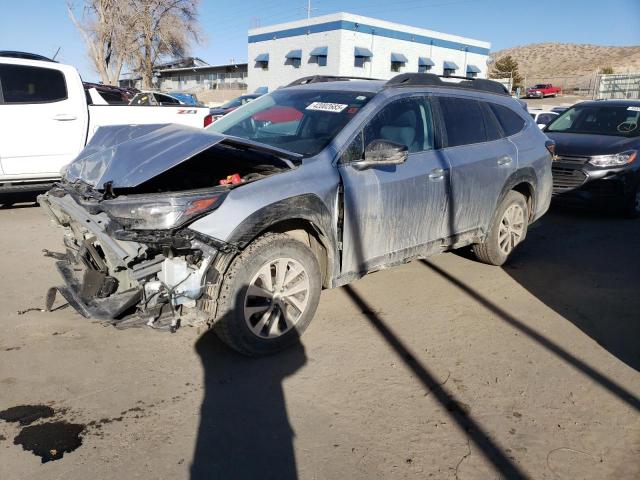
(0, 405, 55, 426)
(13, 421, 84, 463)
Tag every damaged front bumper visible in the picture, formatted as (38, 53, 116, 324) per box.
(38, 188, 225, 328)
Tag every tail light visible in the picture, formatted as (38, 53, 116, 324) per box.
(203, 114, 213, 127)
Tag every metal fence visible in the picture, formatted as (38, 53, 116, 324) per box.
(594, 73, 640, 100)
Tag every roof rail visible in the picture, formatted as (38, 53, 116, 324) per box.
(0, 51, 56, 62)
(385, 73, 509, 96)
(286, 75, 380, 87)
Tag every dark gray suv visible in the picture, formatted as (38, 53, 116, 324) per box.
(40, 73, 553, 355)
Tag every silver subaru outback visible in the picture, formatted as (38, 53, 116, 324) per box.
(39, 74, 553, 355)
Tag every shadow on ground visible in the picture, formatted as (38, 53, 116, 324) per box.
(191, 330, 306, 480)
(0, 191, 42, 208)
(504, 205, 640, 371)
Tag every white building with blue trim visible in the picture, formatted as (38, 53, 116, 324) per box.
(247, 12, 491, 92)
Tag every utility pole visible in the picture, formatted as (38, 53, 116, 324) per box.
(305, 0, 315, 19)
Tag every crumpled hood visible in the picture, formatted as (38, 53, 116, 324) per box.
(545, 132, 639, 157)
(64, 123, 225, 189)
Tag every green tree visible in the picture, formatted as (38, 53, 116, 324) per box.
(600, 66, 614, 75)
(489, 55, 523, 89)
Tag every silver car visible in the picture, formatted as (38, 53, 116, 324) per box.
(39, 74, 553, 355)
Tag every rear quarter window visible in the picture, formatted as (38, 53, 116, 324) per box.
(0, 63, 67, 104)
(488, 103, 526, 136)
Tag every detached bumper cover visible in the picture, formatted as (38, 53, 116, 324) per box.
(54, 260, 142, 320)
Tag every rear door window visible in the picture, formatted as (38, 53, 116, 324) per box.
(0, 63, 67, 104)
(438, 97, 487, 147)
(488, 103, 526, 136)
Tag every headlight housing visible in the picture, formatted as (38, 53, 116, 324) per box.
(101, 191, 225, 230)
(589, 150, 637, 167)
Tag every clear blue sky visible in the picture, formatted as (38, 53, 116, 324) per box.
(1, 0, 638, 82)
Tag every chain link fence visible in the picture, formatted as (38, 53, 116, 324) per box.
(594, 73, 640, 100)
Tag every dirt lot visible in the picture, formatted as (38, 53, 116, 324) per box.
(0, 198, 638, 480)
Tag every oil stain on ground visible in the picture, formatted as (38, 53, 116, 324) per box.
(0, 404, 54, 425)
(13, 422, 85, 463)
(0, 405, 85, 463)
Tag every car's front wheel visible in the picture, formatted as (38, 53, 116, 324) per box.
(212, 232, 322, 356)
(473, 191, 529, 266)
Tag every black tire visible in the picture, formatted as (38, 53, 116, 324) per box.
(622, 185, 640, 219)
(473, 191, 529, 266)
(212, 232, 322, 356)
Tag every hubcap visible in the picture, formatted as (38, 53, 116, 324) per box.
(243, 257, 310, 339)
(498, 204, 525, 255)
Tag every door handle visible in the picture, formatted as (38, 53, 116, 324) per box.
(497, 155, 513, 166)
(428, 168, 445, 180)
(52, 114, 77, 121)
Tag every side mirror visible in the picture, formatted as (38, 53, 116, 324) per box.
(352, 139, 408, 170)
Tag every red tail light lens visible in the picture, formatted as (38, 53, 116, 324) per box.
(203, 114, 213, 127)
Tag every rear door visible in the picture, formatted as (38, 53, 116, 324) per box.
(338, 95, 451, 275)
(0, 61, 87, 176)
(436, 95, 517, 235)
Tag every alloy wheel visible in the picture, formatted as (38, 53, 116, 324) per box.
(498, 204, 525, 255)
(243, 257, 310, 339)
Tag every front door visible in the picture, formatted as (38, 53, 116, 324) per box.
(338, 95, 450, 275)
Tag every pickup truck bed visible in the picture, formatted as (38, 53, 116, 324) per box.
(0, 55, 211, 191)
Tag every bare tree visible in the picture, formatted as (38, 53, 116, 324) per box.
(67, 0, 132, 85)
(128, 0, 202, 88)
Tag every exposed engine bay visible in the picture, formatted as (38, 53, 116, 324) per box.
(38, 124, 297, 331)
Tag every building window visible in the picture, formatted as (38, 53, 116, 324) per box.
(255, 53, 269, 71)
(390, 53, 407, 73)
(418, 65, 432, 73)
(443, 61, 459, 77)
(354, 47, 373, 68)
(310, 47, 328, 67)
(355, 56, 368, 68)
(466, 65, 481, 79)
(285, 50, 302, 69)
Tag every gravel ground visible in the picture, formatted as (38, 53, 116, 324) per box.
(0, 199, 638, 480)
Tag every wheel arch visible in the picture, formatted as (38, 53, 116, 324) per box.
(497, 168, 537, 221)
(226, 194, 338, 288)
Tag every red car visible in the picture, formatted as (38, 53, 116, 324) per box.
(525, 83, 561, 99)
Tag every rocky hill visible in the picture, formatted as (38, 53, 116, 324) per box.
(490, 43, 640, 78)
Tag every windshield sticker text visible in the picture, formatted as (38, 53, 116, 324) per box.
(306, 102, 348, 113)
(627, 106, 640, 112)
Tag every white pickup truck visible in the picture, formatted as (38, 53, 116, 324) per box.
(0, 55, 212, 193)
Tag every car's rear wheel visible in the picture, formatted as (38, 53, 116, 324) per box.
(473, 191, 528, 266)
(212, 232, 322, 356)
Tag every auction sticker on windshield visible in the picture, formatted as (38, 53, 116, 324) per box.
(306, 102, 348, 113)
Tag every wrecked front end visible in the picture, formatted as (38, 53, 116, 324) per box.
(38, 123, 298, 330)
(39, 186, 227, 330)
